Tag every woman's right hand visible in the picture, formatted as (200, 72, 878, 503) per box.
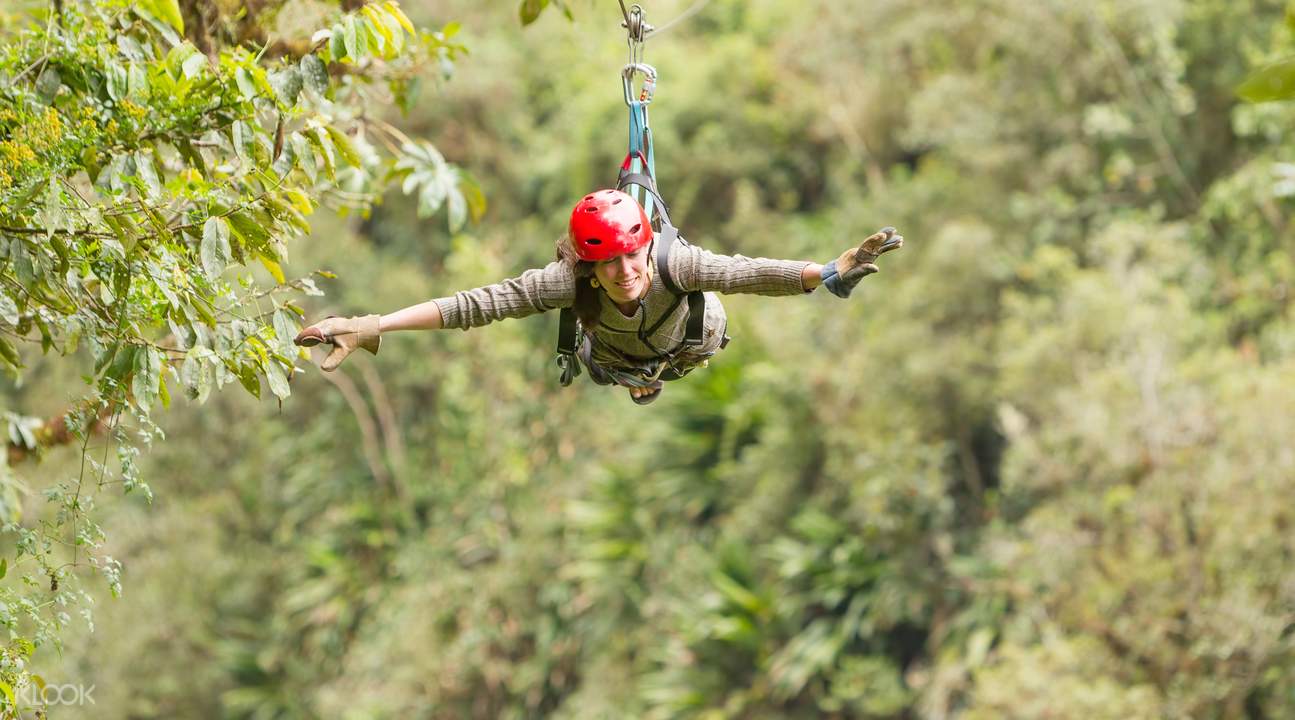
(294, 314, 382, 371)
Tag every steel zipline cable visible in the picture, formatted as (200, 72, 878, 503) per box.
(645, 0, 710, 37)
(618, 0, 711, 44)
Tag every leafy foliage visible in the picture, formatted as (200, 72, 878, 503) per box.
(0, 0, 483, 712)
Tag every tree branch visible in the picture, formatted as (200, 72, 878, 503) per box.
(7, 403, 113, 466)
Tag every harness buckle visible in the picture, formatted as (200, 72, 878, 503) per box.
(556, 353, 581, 387)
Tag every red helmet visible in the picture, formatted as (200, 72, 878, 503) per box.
(568, 189, 652, 262)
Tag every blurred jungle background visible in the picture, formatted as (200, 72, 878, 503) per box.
(2, 0, 1295, 717)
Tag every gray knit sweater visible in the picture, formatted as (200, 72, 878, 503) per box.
(433, 237, 812, 368)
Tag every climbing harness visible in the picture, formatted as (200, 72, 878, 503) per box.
(555, 3, 711, 388)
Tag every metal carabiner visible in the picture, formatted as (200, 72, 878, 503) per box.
(622, 63, 657, 106)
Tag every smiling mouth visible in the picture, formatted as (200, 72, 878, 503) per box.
(615, 279, 637, 290)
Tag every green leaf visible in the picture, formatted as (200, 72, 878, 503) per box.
(132, 346, 162, 410)
(459, 170, 487, 222)
(236, 363, 262, 398)
(142, 205, 173, 244)
(447, 185, 467, 233)
(141, 0, 184, 34)
(271, 66, 304, 106)
(0, 337, 21, 370)
(300, 54, 329, 94)
(134, 5, 181, 45)
(265, 360, 290, 399)
(0, 558, 7, 580)
(117, 35, 147, 62)
(39, 178, 66, 239)
(258, 254, 286, 284)
(344, 18, 361, 62)
(519, 0, 549, 25)
(95, 342, 120, 374)
(307, 127, 336, 180)
(186, 300, 217, 327)
(383, 10, 407, 54)
(232, 120, 254, 162)
(1238, 59, 1295, 103)
(283, 187, 314, 215)
(325, 126, 361, 166)
(128, 61, 148, 99)
(83, 146, 105, 183)
(266, 193, 311, 235)
(329, 23, 346, 61)
(250, 65, 275, 97)
(12, 242, 34, 285)
(107, 62, 128, 101)
(158, 370, 171, 408)
(290, 132, 318, 184)
(710, 569, 767, 615)
(228, 209, 272, 248)
(236, 67, 257, 99)
(363, 5, 393, 50)
(0, 679, 14, 707)
(181, 51, 207, 79)
(0, 292, 19, 326)
(201, 217, 232, 282)
(135, 150, 162, 199)
(177, 138, 208, 176)
(165, 42, 197, 74)
(385, 1, 416, 35)
(273, 309, 298, 355)
(195, 357, 213, 402)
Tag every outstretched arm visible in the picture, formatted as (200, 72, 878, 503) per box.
(672, 227, 901, 296)
(379, 300, 443, 332)
(295, 259, 575, 371)
(293, 298, 448, 372)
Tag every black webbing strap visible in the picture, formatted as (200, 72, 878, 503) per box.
(617, 171, 672, 228)
(555, 307, 581, 386)
(684, 288, 705, 346)
(650, 225, 705, 347)
(655, 223, 681, 293)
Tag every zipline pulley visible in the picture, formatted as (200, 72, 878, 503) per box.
(619, 1, 654, 48)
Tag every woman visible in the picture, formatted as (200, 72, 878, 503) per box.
(294, 189, 903, 404)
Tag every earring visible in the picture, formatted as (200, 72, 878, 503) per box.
(590, 277, 600, 288)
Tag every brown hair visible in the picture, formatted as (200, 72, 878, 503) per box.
(555, 236, 603, 330)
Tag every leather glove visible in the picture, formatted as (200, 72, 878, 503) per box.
(293, 314, 381, 371)
(820, 226, 904, 298)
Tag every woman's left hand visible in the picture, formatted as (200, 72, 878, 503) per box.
(821, 227, 904, 298)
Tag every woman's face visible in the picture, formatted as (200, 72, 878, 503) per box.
(592, 244, 651, 304)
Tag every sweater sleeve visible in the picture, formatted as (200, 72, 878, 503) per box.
(669, 240, 812, 296)
(432, 260, 575, 330)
